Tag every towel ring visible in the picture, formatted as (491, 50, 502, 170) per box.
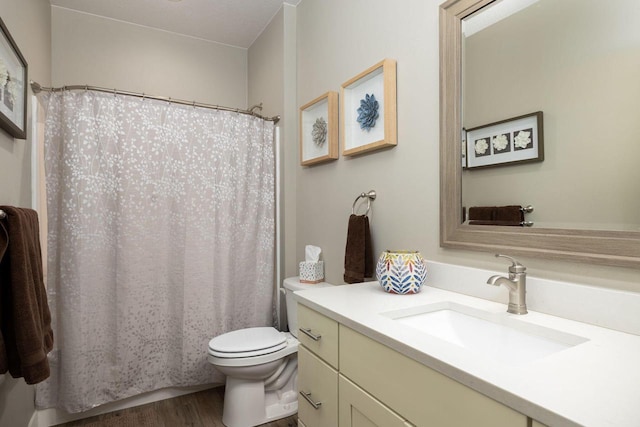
(352, 190, 377, 216)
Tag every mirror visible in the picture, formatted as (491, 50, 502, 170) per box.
(439, 0, 640, 268)
(461, 0, 640, 231)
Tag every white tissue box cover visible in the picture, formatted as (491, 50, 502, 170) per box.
(299, 261, 324, 283)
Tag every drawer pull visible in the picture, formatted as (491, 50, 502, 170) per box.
(299, 327, 322, 341)
(299, 391, 322, 409)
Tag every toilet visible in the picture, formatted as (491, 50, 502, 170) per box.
(207, 277, 333, 427)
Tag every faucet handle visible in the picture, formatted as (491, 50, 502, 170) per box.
(495, 254, 526, 273)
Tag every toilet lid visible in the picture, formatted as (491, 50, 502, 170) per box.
(208, 327, 287, 357)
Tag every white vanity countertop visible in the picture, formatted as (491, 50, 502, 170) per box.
(294, 282, 640, 427)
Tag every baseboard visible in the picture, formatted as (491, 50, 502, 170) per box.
(33, 383, 221, 427)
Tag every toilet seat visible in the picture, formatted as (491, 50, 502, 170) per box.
(208, 330, 298, 367)
(209, 327, 287, 358)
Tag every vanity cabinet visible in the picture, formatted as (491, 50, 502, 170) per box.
(297, 303, 529, 427)
(297, 304, 339, 427)
(340, 326, 527, 427)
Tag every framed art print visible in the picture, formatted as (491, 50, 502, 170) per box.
(0, 16, 28, 139)
(300, 91, 339, 166)
(341, 59, 397, 156)
(465, 111, 543, 169)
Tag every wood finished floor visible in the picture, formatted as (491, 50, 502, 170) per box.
(55, 387, 298, 427)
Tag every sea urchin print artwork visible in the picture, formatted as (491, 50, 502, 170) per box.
(356, 93, 379, 131)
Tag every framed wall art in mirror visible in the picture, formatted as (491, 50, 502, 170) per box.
(0, 16, 27, 139)
(300, 91, 339, 166)
(465, 111, 543, 169)
(439, 0, 640, 268)
(341, 59, 397, 156)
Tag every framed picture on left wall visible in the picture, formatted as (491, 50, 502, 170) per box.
(0, 16, 28, 139)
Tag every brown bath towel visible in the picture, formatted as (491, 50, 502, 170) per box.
(468, 220, 525, 226)
(0, 206, 53, 384)
(467, 206, 494, 221)
(468, 205, 524, 226)
(343, 214, 373, 284)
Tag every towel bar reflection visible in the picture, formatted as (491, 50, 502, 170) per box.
(352, 190, 376, 216)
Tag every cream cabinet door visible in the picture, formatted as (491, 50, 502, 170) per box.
(339, 375, 413, 427)
(531, 420, 547, 427)
(340, 326, 527, 427)
(298, 346, 338, 427)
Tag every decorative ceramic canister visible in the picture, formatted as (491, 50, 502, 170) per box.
(375, 250, 427, 294)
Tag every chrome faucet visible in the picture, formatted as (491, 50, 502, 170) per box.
(487, 254, 528, 315)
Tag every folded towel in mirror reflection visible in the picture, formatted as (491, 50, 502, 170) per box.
(468, 205, 524, 226)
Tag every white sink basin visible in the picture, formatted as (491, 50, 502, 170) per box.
(382, 302, 588, 366)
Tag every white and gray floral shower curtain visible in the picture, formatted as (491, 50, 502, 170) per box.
(35, 90, 275, 413)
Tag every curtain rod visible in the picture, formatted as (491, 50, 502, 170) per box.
(30, 81, 280, 124)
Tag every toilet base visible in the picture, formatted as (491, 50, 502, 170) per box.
(221, 376, 298, 427)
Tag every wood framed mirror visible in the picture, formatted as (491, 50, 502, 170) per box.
(439, 0, 640, 268)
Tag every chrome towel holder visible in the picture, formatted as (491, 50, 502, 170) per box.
(352, 190, 376, 216)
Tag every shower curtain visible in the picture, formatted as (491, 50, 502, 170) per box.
(35, 90, 276, 413)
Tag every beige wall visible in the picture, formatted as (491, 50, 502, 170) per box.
(248, 5, 298, 283)
(462, 0, 640, 230)
(0, 0, 51, 424)
(51, 6, 248, 107)
(294, 0, 640, 290)
(295, 0, 438, 283)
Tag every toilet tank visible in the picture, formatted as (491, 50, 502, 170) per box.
(283, 277, 334, 338)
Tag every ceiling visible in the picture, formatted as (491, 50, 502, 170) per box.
(49, 0, 301, 48)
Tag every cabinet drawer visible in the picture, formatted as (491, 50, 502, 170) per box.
(339, 374, 413, 427)
(297, 304, 339, 368)
(339, 326, 527, 427)
(298, 346, 338, 427)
